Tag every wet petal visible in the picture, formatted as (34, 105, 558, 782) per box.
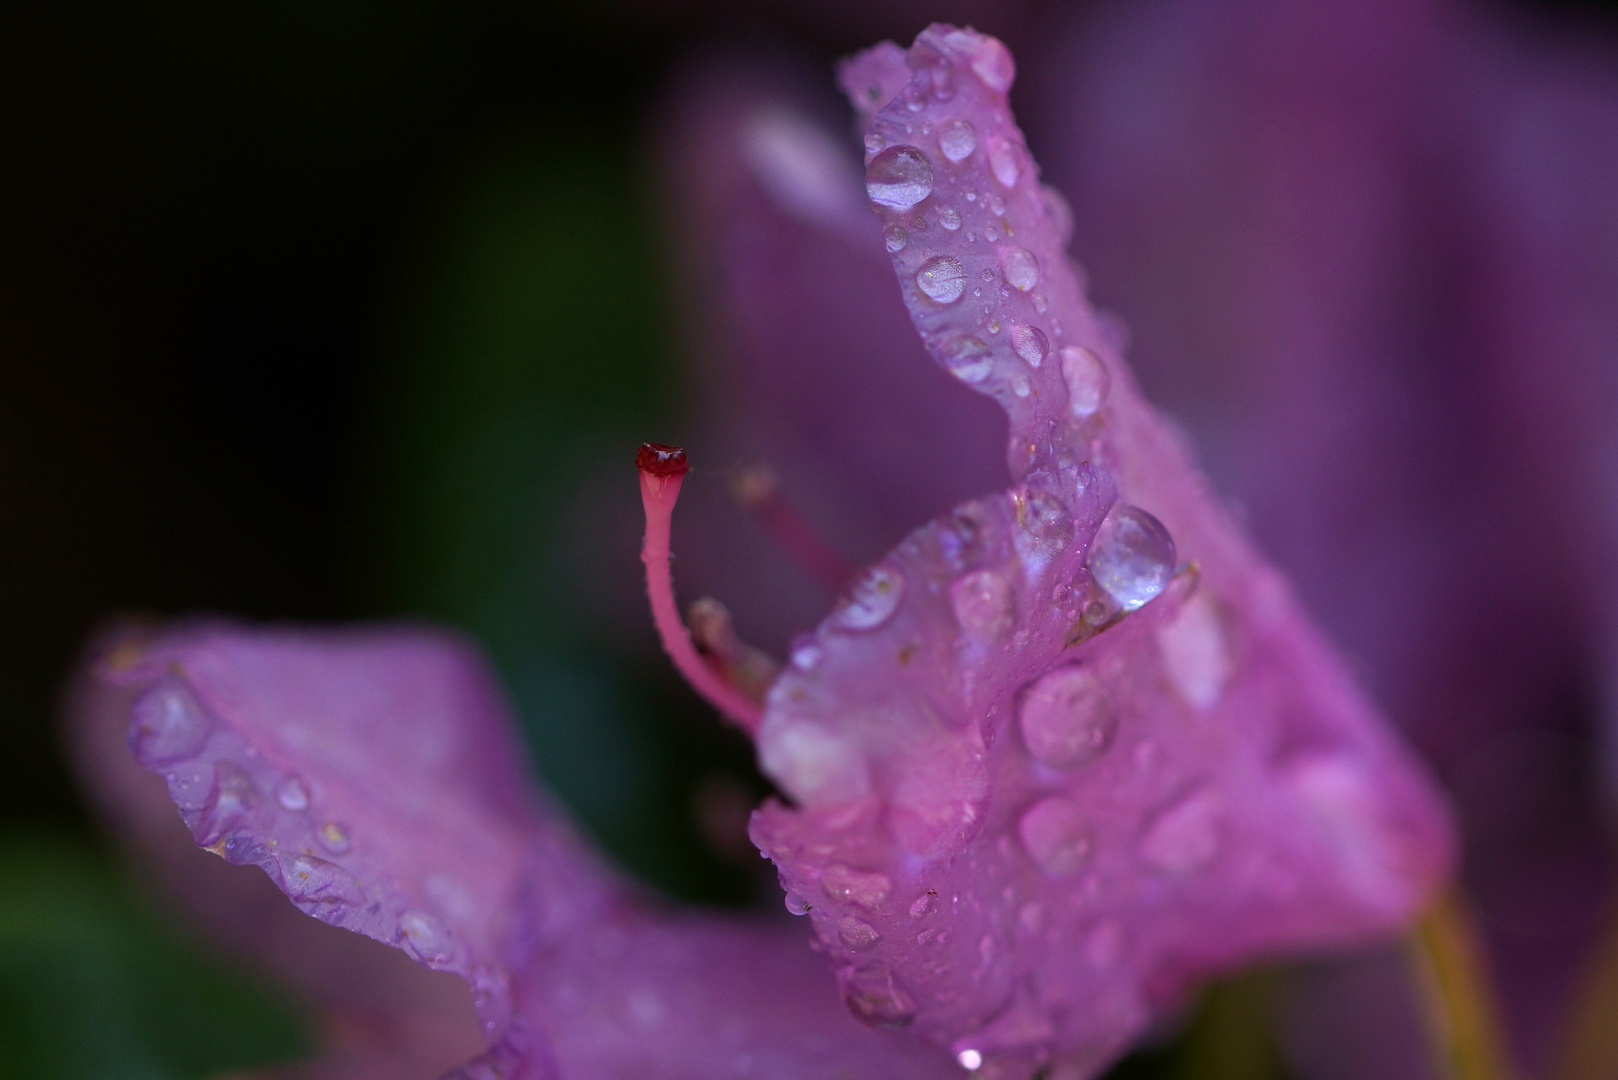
(749, 25, 1454, 1078)
(82, 620, 957, 1078)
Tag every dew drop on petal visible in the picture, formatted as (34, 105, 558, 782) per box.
(958, 1049, 984, 1071)
(1001, 246, 1039, 291)
(839, 916, 882, 950)
(1014, 487, 1074, 562)
(784, 890, 812, 916)
(884, 225, 909, 252)
(866, 145, 934, 210)
(822, 863, 892, 909)
(281, 853, 364, 907)
(941, 334, 995, 384)
(276, 775, 311, 812)
(790, 639, 824, 670)
(845, 965, 914, 1028)
(835, 565, 905, 630)
(400, 909, 455, 964)
(937, 119, 977, 162)
(317, 821, 351, 855)
(950, 568, 1015, 641)
(939, 206, 962, 231)
(1060, 345, 1110, 417)
(916, 255, 967, 304)
(864, 131, 886, 154)
(987, 136, 1020, 187)
(1019, 796, 1092, 877)
(758, 720, 872, 805)
(909, 891, 939, 919)
(1141, 789, 1222, 874)
(130, 680, 211, 764)
(1018, 665, 1118, 768)
(1157, 592, 1232, 709)
(1012, 324, 1049, 368)
(1088, 506, 1176, 611)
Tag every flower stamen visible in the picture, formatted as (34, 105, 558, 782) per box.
(638, 442, 765, 734)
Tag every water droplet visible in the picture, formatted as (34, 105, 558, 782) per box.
(834, 565, 905, 630)
(987, 136, 1020, 187)
(884, 225, 908, 252)
(939, 206, 962, 231)
(1157, 592, 1231, 709)
(821, 863, 892, 910)
(1018, 665, 1118, 768)
(959, 1049, 984, 1070)
(276, 775, 311, 812)
(1033, 293, 1049, 313)
(280, 852, 364, 906)
(940, 335, 995, 384)
(911, 214, 929, 231)
(789, 639, 823, 670)
(1060, 345, 1110, 417)
(988, 194, 1007, 216)
(1019, 797, 1092, 877)
(130, 679, 211, 764)
(864, 131, 886, 154)
(908, 891, 939, 919)
(937, 119, 977, 162)
(400, 909, 455, 964)
(1013, 487, 1074, 562)
(202, 762, 264, 844)
(950, 569, 1015, 641)
(968, 36, 1015, 94)
(845, 965, 914, 1028)
(317, 821, 351, 855)
(839, 915, 882, 950)
(916, 255, 967, 304)
(1012, 325, 1049, 367)
(784, 890, 812, 916)
(1001, 246, 1039, 292)
(866, 145, 934, 210)
(1141, 789, 1222, 874)
(1088, 506, 1176, 611)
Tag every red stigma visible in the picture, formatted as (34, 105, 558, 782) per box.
(638, 443, 689, 478)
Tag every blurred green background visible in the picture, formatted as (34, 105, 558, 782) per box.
(0, 0, 1605, 1076)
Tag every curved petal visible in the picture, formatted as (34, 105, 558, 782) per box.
(748, 26, 1454, 1079)
(78, 620, 958, 1078)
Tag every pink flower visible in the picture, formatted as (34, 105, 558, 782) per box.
(91, 12, 1618, 1079)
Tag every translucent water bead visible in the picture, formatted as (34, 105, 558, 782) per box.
(1087, 506, 1176, 611)
(866, 146, 934, 210)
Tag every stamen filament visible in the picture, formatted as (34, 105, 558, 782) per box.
(638, 443, 764, 735)
(730, 460, 853, 593)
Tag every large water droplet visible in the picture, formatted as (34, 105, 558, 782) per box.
(821, 863, 892, 910)
(1141, 789, 1222, 874)
(202, 762, 264, 844)
(280, 853, 364, 906)
(1001, 246, 1039, 291)
(758, 719, 872, 806)
(1019, 796, 1093, 877)
(317, 820, 351, 855)
(276, 775, 311, 812)
(940, 335, 995, 384)
(915, 255, 967, 304)
(866, 145, 934, 210)
(937, 119, 977, 162)
(1088, 506, 1176, 611)
(987, 136, 1020, 187)
(1018, 665, 1118, 769)
(400, 909, 455, 964)
(839, 916, 882, 950)
(939, 207, 962, 231)
(130, 680, 211, 764)
(844, 965, 914, 1028)
(835, 565, 905, 630)
(1060, 345, 1111, 417)
(950, 568, 1015, 641)
(784, 890, 812, 916)
(1012, 324, 1049, 367)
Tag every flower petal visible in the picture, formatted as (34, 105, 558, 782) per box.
(749, 25, 1454, 1077)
